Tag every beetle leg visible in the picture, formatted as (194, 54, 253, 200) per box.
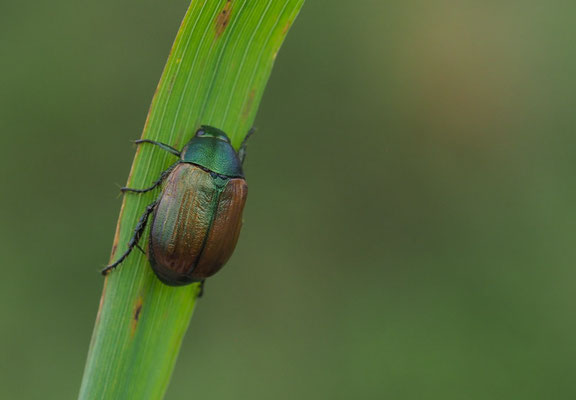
(238, 127, 255, 164)
(134, 139, 181, 157)
(135, 243, 146, 255)
(121, 162, 179, 194)
(101, 201, 158, 276)
(197, 280, 206, 298)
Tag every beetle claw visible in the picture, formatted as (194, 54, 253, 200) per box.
(135, 243, 146, 255)
(197, 280, 206, 298)
(101, 264, 116, 276)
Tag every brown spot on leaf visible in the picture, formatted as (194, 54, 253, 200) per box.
(242, 89, 256, 119)
(109, 218, 123, 260)
(215, 0, 233, 38)
(131, 296, 144, 336)
(282, 20, 292, 35)
(134, 304, 142, 321)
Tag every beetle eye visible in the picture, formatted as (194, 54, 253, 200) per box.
(196, 130, 206, 137)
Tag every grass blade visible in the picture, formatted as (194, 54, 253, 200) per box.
(79, 1, 304, 398)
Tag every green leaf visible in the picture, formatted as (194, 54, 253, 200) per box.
(78, 1, 304, 399)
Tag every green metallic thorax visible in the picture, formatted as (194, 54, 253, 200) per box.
(180, 126, 244, 178)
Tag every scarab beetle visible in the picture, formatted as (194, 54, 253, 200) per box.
(102, 125, 251, 286)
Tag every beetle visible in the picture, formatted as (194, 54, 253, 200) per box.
(102, 125, 252, 286)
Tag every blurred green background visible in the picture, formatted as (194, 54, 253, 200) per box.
(2, 1, 576, 399)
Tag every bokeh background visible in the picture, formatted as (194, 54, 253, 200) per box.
(2, 1, 576, 398)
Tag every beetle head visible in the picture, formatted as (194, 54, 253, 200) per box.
(195, 125, 231, 143)
(180, 125, 244, 178)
